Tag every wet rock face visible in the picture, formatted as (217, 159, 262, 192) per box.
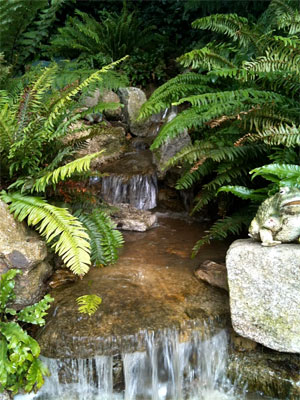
(0, 201, 53, 309)
(226, 239, 300, 353)
(37, 217, 230, 359)
(228, 349, 300, 399)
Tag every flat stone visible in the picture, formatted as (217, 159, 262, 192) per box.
(111, 204, 157, 231)
(226, 239, 300, 353)
(194, 260, 229, 291)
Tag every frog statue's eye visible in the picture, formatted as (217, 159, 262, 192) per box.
(279, 187, 289, 194)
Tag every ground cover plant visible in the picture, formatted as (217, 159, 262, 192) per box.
(139, 0, 300, 253)
(0, 269, 53, 394)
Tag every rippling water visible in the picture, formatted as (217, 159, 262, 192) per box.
(14, 329, 273, 400)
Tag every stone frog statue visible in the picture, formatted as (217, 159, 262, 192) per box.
(249, 186, 300, 246)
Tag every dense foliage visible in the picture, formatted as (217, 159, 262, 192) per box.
(0, 269, 53, 394)
(0, 60, 125, 275)
(139, 0, 300, 252)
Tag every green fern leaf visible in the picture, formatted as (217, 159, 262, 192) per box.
(76, 294, 102, 316)
(251, 163, 300, 185)
(192, 209, 253, 256)
(218, 185, 267, 201)
(31, 151, 104, 193)
(0, 192, 91, 275)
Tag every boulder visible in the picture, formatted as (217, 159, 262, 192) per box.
(194, 260, 229, 291)
(82, 88, 101, 108)
(118, 87, 154, 137)
(0, 201, 53, 309)
(110, 204, 157, 231)
(226, 239, 300, 353)
(100, 90, 122, 120)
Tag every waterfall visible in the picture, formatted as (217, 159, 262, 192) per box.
(15, 329, 244, 400)
(100, 173, 158, 210)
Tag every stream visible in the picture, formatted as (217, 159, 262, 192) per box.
(15, 215, 275, 400)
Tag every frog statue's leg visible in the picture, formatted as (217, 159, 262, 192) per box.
(259, 228, 281, 246)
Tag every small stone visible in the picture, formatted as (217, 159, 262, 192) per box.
(194, 260, 229, 291)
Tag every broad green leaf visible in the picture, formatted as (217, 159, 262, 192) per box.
(0, 269, 21, 311)
(17, 295, 54, 325)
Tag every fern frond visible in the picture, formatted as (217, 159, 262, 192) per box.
(138, 73, 211, 120)
(0, 192, 91, 275)
(192, 209, 253, 256)
(192, 14, 254, 47)
(218, 185, 267, 202)
(30, 151, 104, 193)
(76, 210, 123, 266)
(175, 159, 215, 190)
(267, 0, 300, 34)
(46, 57, 128, 129)
(248, 124, 300, 146)
(251, 163, 300, 185)
(178, 45, 236, 70)
(76, 294, 102, 316)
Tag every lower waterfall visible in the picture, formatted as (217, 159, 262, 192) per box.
(15, 329, 244, 400)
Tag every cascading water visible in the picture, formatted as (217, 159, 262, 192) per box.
(15, 329, 244, 400)
(100, 173, 158, 210)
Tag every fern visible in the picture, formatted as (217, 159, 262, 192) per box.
(30, 151, 104, 193)
(77, 210, 124, 266)
(47, 8, 159, 64)
(17, 295, 54, 326)
(251, 163, 300, 186)
(0, 192, 91, 275)
(192, 209, 253, 256)
(218, 186, 267, 202)
(76, 294, 102, 316)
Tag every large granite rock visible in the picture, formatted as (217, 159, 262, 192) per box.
(118, 87, 154, 137)
(226, 239, 300, 353)
(0, 201, 53, 309)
